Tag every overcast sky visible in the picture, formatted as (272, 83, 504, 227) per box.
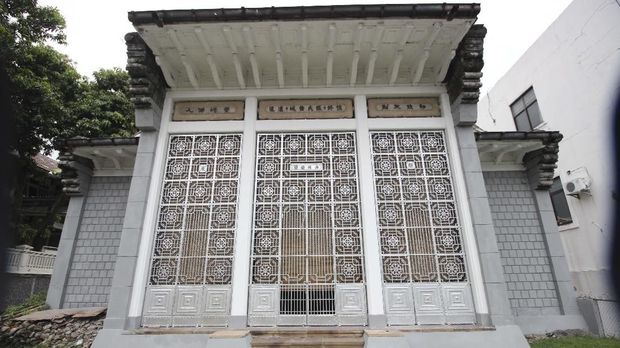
(39, 0, 573, 93)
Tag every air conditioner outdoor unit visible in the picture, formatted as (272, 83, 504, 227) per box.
(566, 177, 591, 197)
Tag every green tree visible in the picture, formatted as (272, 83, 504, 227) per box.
(1, 0, 134, 245)
(2, 1, 135, 156)
(2, 0, 80, 156)
(65, 68, 135, 139)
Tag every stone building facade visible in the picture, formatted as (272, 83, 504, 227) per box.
(47, 3, 587, 347)
(477, 0, 620, 337)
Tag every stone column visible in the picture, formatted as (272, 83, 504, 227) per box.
(103, 32, 166, 330)
(229, 96, 257, 328)
(355, 95, 386, 327)
(453, 125, 514, 326)
(445, 24, 514, 326)
(524, 136, 580, 316)
(47, 154, 93, 309)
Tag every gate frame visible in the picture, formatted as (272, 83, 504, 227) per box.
(126, 87, 488, 328)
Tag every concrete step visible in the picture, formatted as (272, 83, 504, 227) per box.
(252, 329, 365, 337)
(252, 336, 364, 348)
(251, 329, 365, 348)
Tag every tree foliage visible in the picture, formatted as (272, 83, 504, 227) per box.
(2, 0, 135, 246)
(2, 0, 135, 158)
(67, 68, 135, 139)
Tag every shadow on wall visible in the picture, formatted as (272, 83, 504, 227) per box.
(612, 79, 620, 332)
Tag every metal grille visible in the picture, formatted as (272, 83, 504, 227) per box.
(143, 134, 242, 327)
(370, 131, 474, 324)
(249, 133, 367, 326)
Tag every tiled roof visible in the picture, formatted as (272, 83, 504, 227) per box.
(32, 153, 59, 172)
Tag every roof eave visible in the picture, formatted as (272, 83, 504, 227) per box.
(60, 137, 139, 148)
(129, 3, 480, 27)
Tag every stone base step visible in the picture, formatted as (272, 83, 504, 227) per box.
(251, 329, 365, 348)
(252, 337, 364, 348)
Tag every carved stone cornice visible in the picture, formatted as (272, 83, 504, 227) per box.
(58, 152, 93, 196)
(523, 132, 563, 190)
(445, 24, 487, 105)
(125, 32, 167, 110)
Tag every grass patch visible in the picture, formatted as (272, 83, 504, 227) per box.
(530, 336, 620, 348)
(2, 292, 47, 318)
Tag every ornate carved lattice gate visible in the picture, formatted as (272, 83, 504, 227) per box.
(370, 131, 475, 325)
(248, 132, 367, 326)
(143, 134, 242, 327)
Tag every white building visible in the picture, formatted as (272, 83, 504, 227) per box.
(477, 0, 620, 337)
(46, 3, 591, 347)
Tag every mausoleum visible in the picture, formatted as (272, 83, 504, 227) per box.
(47, 3, 587, 347)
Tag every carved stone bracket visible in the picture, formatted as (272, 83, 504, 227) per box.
(125, 32, 167, 110)
(445, 24, 487, 105)
(523, 132, 563, 190)
(58, 152, 93, 196)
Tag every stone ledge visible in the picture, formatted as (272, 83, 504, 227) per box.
(397, 325, 495, 332)
(364, 329, 404, 337)
(210, 330, 249, 338)
(16, 307, 106, 321)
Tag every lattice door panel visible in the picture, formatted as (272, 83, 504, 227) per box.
(143, 134, 242, 327)
(370, 131, 475, 325)
(249, 133, 367, 326)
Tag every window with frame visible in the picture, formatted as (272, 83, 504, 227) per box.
(510, 87, 543, 131)
(550, 177, 573, 226)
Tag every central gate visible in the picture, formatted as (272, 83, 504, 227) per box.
(248, 132, 368, 326)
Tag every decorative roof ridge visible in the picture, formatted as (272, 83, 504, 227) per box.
(475, 130, 563, 142)
(445, 24, 486, 105)
(59, 137, 140, 148)
(129, 4, 480, 27)
(125, 32, 167, 109)
(475, 130, 563, 190)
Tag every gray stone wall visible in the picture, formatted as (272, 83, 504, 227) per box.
(62, 176, 131, 308)
(483, 171, 561, 316)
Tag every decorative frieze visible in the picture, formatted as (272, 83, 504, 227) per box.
(523, 132, 563, 190)
(58, 153, 93, 196)
(445, 24, 487, 105)
(125, 32, 167, 109)
(475, 131, 563, 190)
(172, 101, 245, 121)
(258, 99, 353, 120)
(367, 98, 441, 118)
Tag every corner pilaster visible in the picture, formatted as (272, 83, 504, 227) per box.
(102, 32, 167, 330)
(444, 23, 514, 326)
(47, 154, 93, 308)
(451, 123, 514, 326)
(524, 134, 580, 316)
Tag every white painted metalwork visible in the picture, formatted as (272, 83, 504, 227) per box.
(370, 130, 475, 325)
(5, 245, 56, 275)
(142, 133, 242, 327)
(129, 89, 487, 327)
(248, 132, 367, 326)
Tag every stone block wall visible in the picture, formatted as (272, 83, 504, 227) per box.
(62, 176, 131, 308)
(483, 171, 561, 316)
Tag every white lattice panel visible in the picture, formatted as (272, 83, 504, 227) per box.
(143, 134, 242, 327)
(370, 131, 474, 325)
(249, 132, 367, 326)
